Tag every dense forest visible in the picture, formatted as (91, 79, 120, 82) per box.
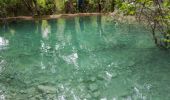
(0, 0, 115, 17)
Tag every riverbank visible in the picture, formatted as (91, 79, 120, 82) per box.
(0, 13, 105, 21)
(0, 12, 138, 26)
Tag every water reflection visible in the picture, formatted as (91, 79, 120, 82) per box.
(0, 37, 9, 50)
(60, 18, 80, 68)
(0, 16, 170, 100)
(79, 17, 85, 31)
(40, 20, 53, 70)
(97, 16, 103, 36)
(41, 20, 51, 39)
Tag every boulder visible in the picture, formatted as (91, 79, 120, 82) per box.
(37, 85, 57, 94)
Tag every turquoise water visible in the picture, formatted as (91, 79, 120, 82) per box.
(0, 16, 170, 100)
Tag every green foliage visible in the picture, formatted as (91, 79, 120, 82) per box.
(116, 0, 170, 48)
(37, 0, 46, 8)
(0, 0, 117, 16)
(163, 30, 170, 48)
(118, 1, 135, 15)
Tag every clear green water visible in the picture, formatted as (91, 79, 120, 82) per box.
(0, 16, 170, 100)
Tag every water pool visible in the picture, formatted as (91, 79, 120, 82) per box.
(0, 16, 170, 100)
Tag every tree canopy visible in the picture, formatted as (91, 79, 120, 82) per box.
(0, 0, 115, 17)
(116, 0, 170, 48)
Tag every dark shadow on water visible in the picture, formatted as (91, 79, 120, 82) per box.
(79, 17, 85, 31)
(97, 15, 103, 36)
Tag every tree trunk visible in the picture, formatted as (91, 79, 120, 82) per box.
(98, 0, 101, 12)
(111, 0, 115, 12)
(23, 0, 34, 16)
(32, 0, 40, 15)
(78, 0, 84, 12)
(65, 0, 74, 13)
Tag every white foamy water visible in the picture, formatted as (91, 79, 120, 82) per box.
(62, 53, 79, 67)
(0, 37, 9, 50)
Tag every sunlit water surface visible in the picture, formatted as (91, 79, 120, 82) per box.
(0, 16, 170, 100)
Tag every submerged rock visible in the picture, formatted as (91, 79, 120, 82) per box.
(93, 91, 101, 98)
(97, 71, 118, 81)
(37, 85, 57, 94)
(19, 90, 27, 94)
(128, 61, 135, 67)
(89, 83, 98, 92)
(26, 87, 36, 97)
(90, 77, 96, 82)
(97, 73, 105, 80)
(33, 94, 43, 100)
(77, 78, 84, 83)
(85, 93, 92, 99)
